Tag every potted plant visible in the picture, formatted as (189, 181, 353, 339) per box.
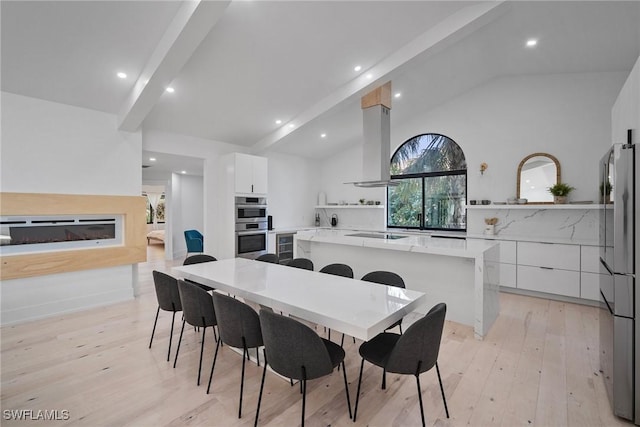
(548, 182, 575, 204)
(600, 181, 612, 204)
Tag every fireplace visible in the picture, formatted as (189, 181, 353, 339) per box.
(0, 215, 123, 255)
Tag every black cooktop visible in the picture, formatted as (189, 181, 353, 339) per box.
(345, 233, 408, 240)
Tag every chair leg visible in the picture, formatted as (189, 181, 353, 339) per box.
(382, 368, 386, 389)
(256, 347, 260, 367)
(206, 338, 221, 394)
(173, 319, 186, 368)
(416, 374, 426, 427)
(341, 361, 352, 419)
(254, 349, 268, 427)
(353, 358, 365, 422)
(340, 333, 345, 348)
(399, 323, 403, 335)
(436, 362, 450, 418)
(301, 366, 307, 427)
(167, 311, 177, 362)
(197, 325, 206, 385)
(239, 340, 248, 418)
(149, 306, 160, 349)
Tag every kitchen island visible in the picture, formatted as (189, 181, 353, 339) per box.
(295, 229, 500, 339)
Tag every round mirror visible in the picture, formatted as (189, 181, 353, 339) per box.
(517, 153, 560, 204)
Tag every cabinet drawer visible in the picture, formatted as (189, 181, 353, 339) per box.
(517, 242, 580, 270)
(580, 272, 602, 301)
(580, 245, 602, 274)
(517, 265, 580, 297)
(497, 240, 517, 264)
(499, 263, 517, 288)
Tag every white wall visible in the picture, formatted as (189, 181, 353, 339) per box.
(264, 151, 320, 230)
(0, 92, 142, 324)
(169, 174, 204, 259)
(397, 71, 626, 203)
(1, 92, 141, 195)
(315, 72, 626, 233)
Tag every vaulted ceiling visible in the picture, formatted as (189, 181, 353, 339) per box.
(2, 1, 639, 175)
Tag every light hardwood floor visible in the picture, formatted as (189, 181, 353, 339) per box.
(0, 245, 633, 426)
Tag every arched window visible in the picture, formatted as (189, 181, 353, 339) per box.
(387, 134, 467, 230)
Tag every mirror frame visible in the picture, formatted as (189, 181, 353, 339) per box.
(516, 152, 561, 204)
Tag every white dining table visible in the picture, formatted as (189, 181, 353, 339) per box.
(172, 257, 427, 341)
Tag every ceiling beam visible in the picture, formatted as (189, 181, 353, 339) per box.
(117, 0, 230, 132)
(251, 1, 508, 154)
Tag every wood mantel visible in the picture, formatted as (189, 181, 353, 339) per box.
(0, 193, 147, 280)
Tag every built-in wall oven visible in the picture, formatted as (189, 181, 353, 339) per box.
(235, 196, 268, 259)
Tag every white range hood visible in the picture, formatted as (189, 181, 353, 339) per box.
(347, 81, 398, 188)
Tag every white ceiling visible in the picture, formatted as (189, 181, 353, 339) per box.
(2, 1, 639, 174)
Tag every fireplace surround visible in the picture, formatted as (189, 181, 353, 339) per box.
(0, 193, 146, 280)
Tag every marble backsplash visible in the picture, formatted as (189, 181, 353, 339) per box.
(466, 207, 600, 244)
(315, 207, 386, 231)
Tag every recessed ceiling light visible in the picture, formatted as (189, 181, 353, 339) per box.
(166, 87, 175, 93)
(320, 133, 327, 138)
(365, 73, 373, 79)
(149, 157, 156, 162)
(181, 170, 187, 174)
(117, 72, 127, 79)
(288, 124, 295, 128)
(354, 65, 362, 72)
(394, 92, 402, 98)
(526, 39, 538, 47)
(275, 119, 282, 125)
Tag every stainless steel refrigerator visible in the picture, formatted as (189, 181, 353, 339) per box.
(599, 129, 637, 423)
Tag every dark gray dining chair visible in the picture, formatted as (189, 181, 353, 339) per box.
(149, 271, 182, 362)
(361, 271, 406, 334)
(208, 293, 263, 418)
(319, 263, 354, 345)
(353, 303, 449, 427)
(256, 253, 280, 264)
(184, 254, 217, 265)
(254, 309, 352, 427)
(319, 263, 353, 278)
(174, 280, 218, 386)
(287, 257, 314, 271)
(183, 254, 217, 292)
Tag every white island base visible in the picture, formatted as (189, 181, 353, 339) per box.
(295, 230, 500, 339)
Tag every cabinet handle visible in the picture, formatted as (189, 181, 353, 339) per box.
(251, 184, 254, 193)
(540, 266, 554, 270)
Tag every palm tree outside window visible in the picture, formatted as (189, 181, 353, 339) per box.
(387, 134, 467, 231)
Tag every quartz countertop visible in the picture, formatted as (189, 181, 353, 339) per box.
(295, 229, 497, 258)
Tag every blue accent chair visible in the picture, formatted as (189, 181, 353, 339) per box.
(184, 229, 204, 254)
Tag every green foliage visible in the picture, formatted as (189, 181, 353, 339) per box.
(547, 182, 575, 196)
(388, 133, 467, 229)
(600, 181, 612, 196)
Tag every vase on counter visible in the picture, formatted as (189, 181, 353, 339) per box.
(554, 195, 567, 204)
(484, 224, 495, 235)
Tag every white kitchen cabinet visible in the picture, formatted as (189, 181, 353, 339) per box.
(517, 241, 580, 270)
(235, 153, 268, 195)
(580, 245, 601, 273)
(580, 272, 602, 301)
(499, 263, 517, 288)
(518, 265, 580, 297)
